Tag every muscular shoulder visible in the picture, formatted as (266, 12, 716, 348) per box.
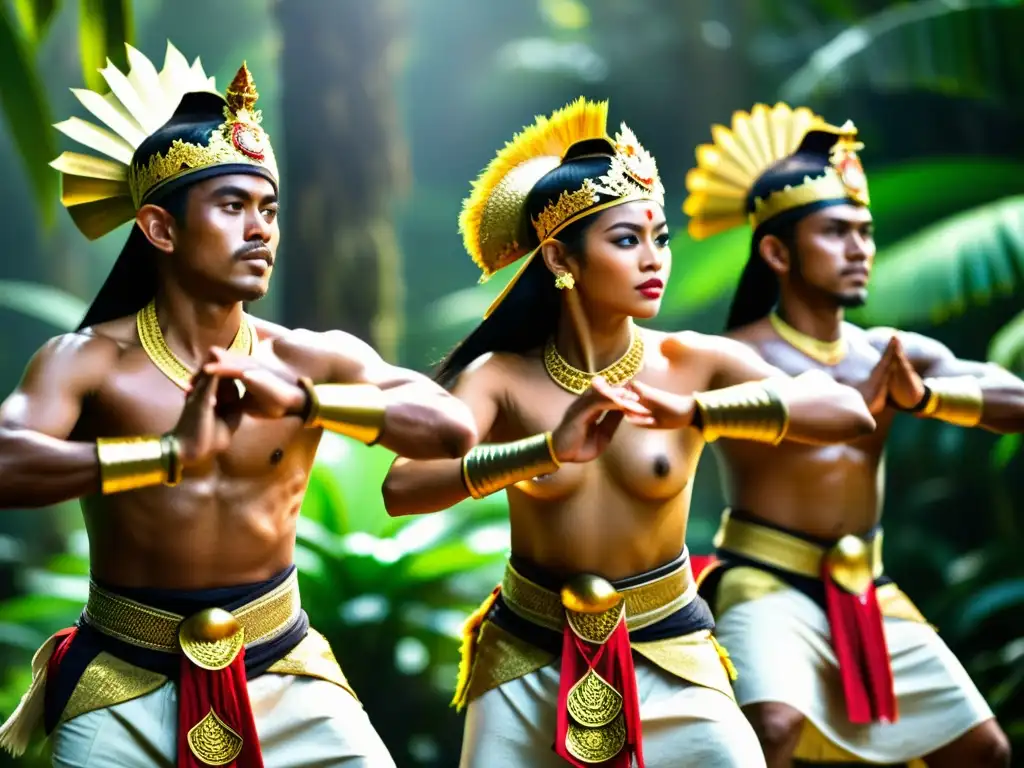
(20, 329, 124, 394)
(452, 351, 529, 395)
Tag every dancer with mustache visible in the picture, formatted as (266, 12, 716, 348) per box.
(686, 103, 1022, 767)
(0, 43, 479, 767)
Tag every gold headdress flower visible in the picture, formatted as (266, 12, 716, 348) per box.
(50, 42, 279, 241)
(683, 102, 869, 240)
(460, 97, 664, 317)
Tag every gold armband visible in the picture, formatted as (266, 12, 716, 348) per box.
(462, 432, 561, 499)
(918, 376, 983, 427)
(693, 378, 790, 445)
(299, 379, 387, 444)
(96, 434, 182, 494)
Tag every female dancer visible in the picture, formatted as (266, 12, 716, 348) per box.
(383, 99, 875, 767)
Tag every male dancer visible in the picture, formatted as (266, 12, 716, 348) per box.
(0, 43, 478, 766)
(684, 103, 1022, 766)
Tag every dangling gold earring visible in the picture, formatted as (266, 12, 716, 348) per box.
(554, 272, 575, 291)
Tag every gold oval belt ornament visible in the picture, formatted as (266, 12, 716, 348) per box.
(566, 712, 627, 764)
(562, 574, 625, 644)
(826, 535, 874, 595)
(178, 608, 245, 671)
(187, 708, 244, 765)
(567, 669, 623, 728)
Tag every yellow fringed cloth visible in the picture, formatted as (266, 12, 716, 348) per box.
(453, 550, 737, 716)
(0, 567, 353, 761)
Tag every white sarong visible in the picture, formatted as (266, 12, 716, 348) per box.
(50, 674, 396, 768)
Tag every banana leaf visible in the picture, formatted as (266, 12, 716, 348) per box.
(851, 195, 1024, 327)
(988, 308, 1024, 372)
(78, 0, 133, 92)
(0, 4, 57, 224)
(11, 0, 59, 46)
(781, 0, 1024, 105)
(0, 280, 88, 331)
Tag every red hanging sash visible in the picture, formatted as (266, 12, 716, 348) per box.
(554, 598, 644, 767)
(822, 537, 897, 725)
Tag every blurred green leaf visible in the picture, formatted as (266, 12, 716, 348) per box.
(852, 195, 1024, 327)
(78, 0, 133, 92)
(953, 578, 1024, 633)
(0, 594, 83, 626)
(12, 0, 59, 45)
(988, 308, 1024, 372)
(991, 434, 1022, 471)
(780, 0, 1024, 105)
(0, 280, 88, 331)
(0, 3, 57, 225)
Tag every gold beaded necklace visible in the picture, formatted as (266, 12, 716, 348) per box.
(543, 327, 645, 395)
(769, 311, 847, 366)
(137, 299, 256, 390)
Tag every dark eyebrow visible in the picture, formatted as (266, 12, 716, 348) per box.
(603, 220, 669, 234)
(209, 186, 279, 205)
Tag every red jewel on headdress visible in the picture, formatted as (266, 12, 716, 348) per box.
(232, 122, 266, 161)
(835, 151, 866, 196)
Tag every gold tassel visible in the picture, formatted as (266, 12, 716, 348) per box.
(710, 635, 738, 682)
(0, 633, 62, 756)
(452, 586, 501, 711)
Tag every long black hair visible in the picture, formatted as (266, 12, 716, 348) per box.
(434, 145, 618, 389)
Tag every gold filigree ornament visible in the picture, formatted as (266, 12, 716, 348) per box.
(684, 103, 870, 241)
(566, 712, 627, 764)
(137, 299, 256, 391)
(178, 608, 246, 671)
(49, 42, 278, 241)
(544, 325, 644, 395)
(187, 708, 244, 765)
(567, 669, 623, 728)
(459, 98, 664, 318)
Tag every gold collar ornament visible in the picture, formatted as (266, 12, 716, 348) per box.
(543, 327, 645, 395)
(459, 98, 665, 318)
(137, 300, 256, 390)
(769, 311, 847, 366)
(683, 103, 870, 240)
(49, 42, 279, 241)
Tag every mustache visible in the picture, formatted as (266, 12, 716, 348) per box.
(234, 241, 273, 261)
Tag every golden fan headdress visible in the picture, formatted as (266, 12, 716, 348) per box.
(50, 41, 279, 240)
(460, 97, 664, 280)
(683, 102, 869, 240)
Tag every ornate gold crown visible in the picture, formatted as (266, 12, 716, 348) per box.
(683, 102, 869, 240)
(50, 42, 279, 241)
(460, 98, 664, 282)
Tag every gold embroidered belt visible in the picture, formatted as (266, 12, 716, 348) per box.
(501, 555, 698, 634)
(83, 569, 301, 658)
(714, 508, 883, 593)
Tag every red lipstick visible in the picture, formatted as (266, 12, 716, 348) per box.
(636, 278, 663, 299)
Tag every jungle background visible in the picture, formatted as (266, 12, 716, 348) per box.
(1, 0, 1023, 765)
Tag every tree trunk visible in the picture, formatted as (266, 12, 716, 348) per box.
(275, 0, 408, 359)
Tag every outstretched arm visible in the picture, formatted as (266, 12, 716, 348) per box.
(880, 329, 1024, 434)
(270, 330, 479, 460)
(0, 335, 107, 508)
(628, 333, 875, 446)
(704, 334, 876, 445)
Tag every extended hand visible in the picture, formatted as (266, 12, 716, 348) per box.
(625, 380, 697, 430)
(201, 347, 308, 419)
(551, 376, 652, 463)
(174, 354, 243, 466)
(856, 337, 898, 415)
(885, 335, 927, 410)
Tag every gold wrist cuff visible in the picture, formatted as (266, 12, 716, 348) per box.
(694, 378, 790, 445)
(920, 376, 983, 427)
(96, 434, 181, 494)
(462, 432, 561, 499)
(300, 380, 387, 444)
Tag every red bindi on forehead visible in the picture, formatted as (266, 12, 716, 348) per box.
(645, 209, 653, 221)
